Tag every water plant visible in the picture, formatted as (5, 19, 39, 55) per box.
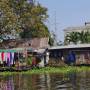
(0, 66, 90, 76)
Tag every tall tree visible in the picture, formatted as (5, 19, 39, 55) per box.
(0, 0, 19, 35)
(9, 0, 49, 38)
(0, 0, 53, 45)
(0, 0, 50, 42)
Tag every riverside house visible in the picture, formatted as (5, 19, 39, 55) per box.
(0, 38, 49, 69)
(49, 44, 90, 66)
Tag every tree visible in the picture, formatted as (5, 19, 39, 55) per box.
(65, 32, 79, 44)
(0, 0, 19, 36)
(9, 0, 49, 38)
(64, 31, 90, 45)
(48, 35, 54, 46)
(10, 0, 49, 38)
(0, 0, 50, 42)
(78, 31, 89, 43)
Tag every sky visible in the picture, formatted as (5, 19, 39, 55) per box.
(37, 0, 90, 42)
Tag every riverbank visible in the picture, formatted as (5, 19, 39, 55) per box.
(0, 66, 90, 76)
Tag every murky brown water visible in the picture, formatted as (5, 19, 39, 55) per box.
(0, 71, 90, 90)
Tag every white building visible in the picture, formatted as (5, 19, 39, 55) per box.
(64, 22, 90, 37)
(64, 22, 90, 44)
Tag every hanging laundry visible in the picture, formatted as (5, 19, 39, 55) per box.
(10, 52, 14, 65)
(3, 52, 7, 67)
(1, 52, 4, 61)
(5, 52, 8, 62)
(3, 52, 6, 61)
(10, 52, 12, 66)
(14, 52, 18, 61)
(7, 52, 10, 66)
(0, 52, 3, 64)
(12, 52, 14, 65)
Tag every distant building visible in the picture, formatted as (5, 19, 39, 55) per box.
(64, 22, 90, 37)
(64, 22, 90, 44)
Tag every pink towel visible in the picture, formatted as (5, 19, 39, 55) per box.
(7, 52, 10, 61)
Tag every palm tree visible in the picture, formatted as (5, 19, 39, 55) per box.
(64, 31, 90, 45)
(65, 32, 79, 45)
(86, 31, 90, 43)
(78, 31, 89, 43)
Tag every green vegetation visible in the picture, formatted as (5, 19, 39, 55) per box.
(0, 66, 90, 76)
(25, 66, 90, 74)
(65, 32, 79, 44)
(0, 0, 18, 35)
(65, 31, 90, 45)
(0, 0, 54, 45)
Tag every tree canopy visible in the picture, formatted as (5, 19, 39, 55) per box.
(0, 0, 19, 35)
(65, 31, 90, 45)
(0, 0, 51, 40)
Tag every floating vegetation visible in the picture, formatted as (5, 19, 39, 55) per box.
(0, 66, 90, 76)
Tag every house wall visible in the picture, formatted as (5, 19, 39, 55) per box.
(49, 48, 90, 66)
(19, 38, 49, 49)
(75, 51, 90, 65)
(1, 38, 49, 49)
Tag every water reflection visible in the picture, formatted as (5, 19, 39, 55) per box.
(0, 71, 89, 90)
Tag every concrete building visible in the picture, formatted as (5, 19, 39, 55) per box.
(64, 22, 90, 45)
(64, 22, 90, 37)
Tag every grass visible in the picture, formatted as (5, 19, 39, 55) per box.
(24, 66, 90, 74)
(0, 66, 90, 76)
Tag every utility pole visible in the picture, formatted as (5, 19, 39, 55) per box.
(53, 11, 57, 46)
(54, 11, 57, 32)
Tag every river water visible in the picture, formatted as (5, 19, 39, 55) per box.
(0, 71, 90, 90)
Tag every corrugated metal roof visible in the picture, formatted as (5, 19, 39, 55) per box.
(0, 48, 23, 52)
(49, 44, 90, 50)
